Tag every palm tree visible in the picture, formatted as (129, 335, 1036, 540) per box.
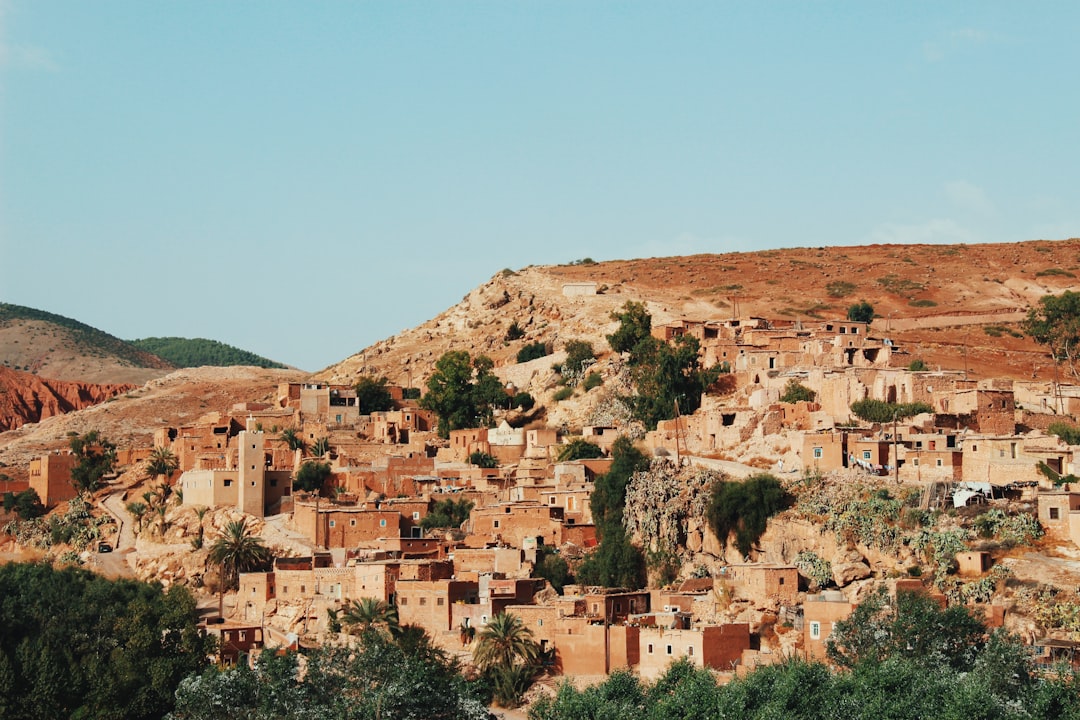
(280, 428, 306, 454)
(341, 597, 400, 638)
(126, 501, 148, 533)
(145, 446, 179, 483)
(472, 612, 539, 672)
(310, 436, 331, 458)
(207, 518, 272, 592)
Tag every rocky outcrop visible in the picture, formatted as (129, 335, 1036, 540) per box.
(0, 366, 136, 432)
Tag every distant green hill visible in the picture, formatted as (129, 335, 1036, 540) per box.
(0, 302, 171, 370)
(128, 337, 287, 369)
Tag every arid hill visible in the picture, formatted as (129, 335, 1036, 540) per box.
(0, 366, 137, 433)
(318, 239, 1080, 387)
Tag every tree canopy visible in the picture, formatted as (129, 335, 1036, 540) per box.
(780, 379, 817, 403)
(557, 438, 605, 461)
(294, 460, 332, 493)
(1024, 290, 1080, 379)
(420, 497, 475, 530)
(0, 562, 212, 720)
(68, 430, 117, 495)
(850, 399, 933, 423)
(354, 375, 395, 413)
(420, 351, 507, 437)
(128, 336, 286, 369)
(207, 519, 272, 591)
(846, 300, 875, 324)
(707, 473, 793, 557)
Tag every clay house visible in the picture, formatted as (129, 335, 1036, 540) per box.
(292, 500, 403, 549)
(637, 623, 751, 680)
(278, 382, 362, 425)
(553, 457, 613, 485)
(802, 431, 847, 473)
(486, 420, 526, 464)
(525, 427, 561, 460)
(469, 501, 568, 548)
(448, 427, 489, 462)
(397, 579, 480, 634)
(549, 615, 641, 675)
(803, 590, 854, 662)
(961, 434, 1064, 486)
(452, 547, 525, 577)
(180, 431, 293, 518)
(950, 388, 1016, 435)
(451, 576, 544, 632)
(899, 432, 963, 482)
(957, 550, 993, 577)
(207, 623, 265, 667)
(721, 565, 799, 604)
(156, 414, 247, 473)
(581, 426, 619, 454)
(579, 588, 650, 624)
(849, 436, 895, 474)
(27, 452, 78, 508)
(1038, 489, 1080, 546)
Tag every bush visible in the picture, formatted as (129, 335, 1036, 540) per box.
(294, 460, 331, 493)
(563, 340, 596, 375)
(908, 359, 929, 371)
(505, 321, 526, 341)
(707, 474, 793, 557)
(512, 392, 535, 411)
(516, 342, 549, 363)
(582, 372, 603, 391)
(846, 300, 874, 323)
(780, 379, 816, 403)
(826, 281, 857, 298)
(1048, 421, 1080, 446)
(469, 451, 498, 468)
(553, 387, 573, 402)
(850, 399, 933, 423)
(420, 497, 475, 530)
(557, 439, 604, 461)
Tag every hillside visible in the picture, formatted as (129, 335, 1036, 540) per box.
(0, 303, 174, 385)
(0, 366, 137, 433)
(318, 239, 1080, 390)
(128, 337, 288, 370)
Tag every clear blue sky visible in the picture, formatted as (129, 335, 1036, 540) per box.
(2, 2, 1078, 372)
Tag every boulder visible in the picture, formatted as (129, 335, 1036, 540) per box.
(832, 561, 872, 587)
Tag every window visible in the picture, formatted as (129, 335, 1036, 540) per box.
(666, 645, 673, 655)
(224, 479, 233, 487)
(380, 519, 387, 528)
(936, 459, 943, 467)
(778, 576, 785, 586)
(537, 619, 543, 627)
(493, 520, 500, 529)
(862, 451, 872, 460)
(1050, 507, 1060, 520)
(412, 511, 420, 520)
(810, 621, 821, 640)
(549, 496, 556, 505)
(813, 447, 823, 459)
(647, 644, 654, 654)
(972, 445, 978, 452)
(419, 597, 426, 606)
(400, 597, 407, 605)
(688, 645, 694, 657)
(329, 520, 336, 528)
(437, 597, 444, 606)
(913, 459, 920, 467)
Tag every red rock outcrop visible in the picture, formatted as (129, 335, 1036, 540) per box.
(0, 366, 136, 432)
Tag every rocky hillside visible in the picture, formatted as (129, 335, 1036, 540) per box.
(318, 239, 1080, 391)
(0, 366, 137, 433)
(0, 303, 174, 385)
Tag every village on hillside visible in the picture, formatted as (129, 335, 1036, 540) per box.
(5, 283, 1080, 701)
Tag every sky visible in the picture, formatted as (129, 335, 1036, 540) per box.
(2, 2, 1079, 372)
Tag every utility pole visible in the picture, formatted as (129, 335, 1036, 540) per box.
(674, 399, 683, 467)
(893, 411, 900, 486)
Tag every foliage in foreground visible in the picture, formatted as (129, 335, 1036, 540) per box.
(169, 629, 488, 720)
(0, 562, 212, 720)
(530, 596, 1080, 720)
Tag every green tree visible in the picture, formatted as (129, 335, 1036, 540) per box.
(341, 597, 401, 638)
(707, 473, 793, 558)
(473, 612, 541, 707)
(850, 399, 933, 423)
(421, 351, 506, 437)
(126, 500, 149, 533)
(516, 341, 549, 363)
(420, 497, 475, 530)
(607, 301, 652, 355)
(469, 451, 499, 468)
(67, 430, 117, 495)
(908, 358, 929, 371)
(847, 300, 875, 323)
(827, 586, 988, 671)
(1024, 290, 1080, 379)
(146, 445, 180, 483)
(309, 436, 331, 457)
(2, 488, 44, 519)
(535, 546, 571, 593)
(779, 379, 817, 403)
(1049, 421, 1080, 446)
(557, 439, 605, 461)
(579, 437, 649, 588)
(354, 375, 395, 413)
(563, 340, 596, 375)
(207, 519, 272, 591)
(294, 460, 332, 493)
(279, 428, 306, 453)
(0, 562, 212, 720)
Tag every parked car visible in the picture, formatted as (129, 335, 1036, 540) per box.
(97, 543, 113, 553)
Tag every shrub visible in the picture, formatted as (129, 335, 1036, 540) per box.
(1048, 421, 1080, 446)
(780, 379, 816, 403)
(557, 439, 604, 461)
(846, 300, 874, 323)
(504, 321, 526, 341)
(516, 342, 549, 363)
(563, 340, 596, 375)
(850, 399, 933, 423)
(582, 372, 603, 391)
(909, 298, 938, 307)
(908, 359, 929, 371)
(552, 387, 573, 402)
(294, 461, 332, 493)
(512, 392, 535, 411)
(707, 474, 793, 557)
(469, 451, 498, 468)
(826, 280, 857, 298)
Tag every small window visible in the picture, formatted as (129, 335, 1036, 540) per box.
(647, 644, 654, 654)
(813, 447, 823, 459)
(936, 459, 943, 467)
(666, 645, 673, 655)
(537, 618, 543, 627)
(437, 597, 444, 606)
(329, 520, 336, 528)
(1050, 507, 1061, 520)
(412, 511, 420, 520)
(778, 576, 785, 586)
(350, 519, 356, 527)
(688, 645, 694, 657)
(493, 520, 500, 529)
(972, 445, 978, 452)
(400, 597, 408, 605)
(380, 519, 387, 527)
(224, 479, 233, 487)
(862, 451, 872, 460)
(419, 597, 426, 606)
(913, 459, 920, 467)
(810, 621, 821, 640)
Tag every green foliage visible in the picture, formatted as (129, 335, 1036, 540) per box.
(909, 298, 938, 307)
(468, 451, 499, 468)
(535, 546, 571, 593)
(294, 460, 332, 493)
(2, 488, 44, 519)
(780, 379, 817, 403)
(580, 437, 650, 589)
(421, 351, 506, 437)
(505, 321, 526, 341)
(553, 386, 574, 402)
(342, 597, 400, 638)
(1024, 290, 1080, 379)
(420, 497, 474, 530)
(207, 518, 272, 591)
(309, 436, 331, 457)
(0, 302, 169, 369)
(354, 375, 395, 412)
(1037, 461, 1080, 486)
(607, 301, 652, 355)
(146, 445, 180, 481)
(474, 612, 541, 707)
(850, 399, 933, 423)
(557, 439, 605, 461)
(402, 386, 421, 400)
(828, 586, 987, 671)
(794, 550, 832, 590)
(170, 630, 488, 720)
(846, 300, 875, 323)
(279, 427, 306, 452)
(908, 358, 929, 371)
(972, 508, 1043, 545)
(512, 391, 535, 411)
(1036, 267, 1077, 278)
(0, 562, 212, 720)
(68, 429, 117, 495)
(876, 274, 925, 296)
(129, 336, 286, 369)
(563, 340, 596, 375)
(1049, 421, 1080, 446)
(582, 371, 603, 391)
(707, 474, 793, 557)
(826, 280, 857, 298)
(516, 341, 550, 363)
